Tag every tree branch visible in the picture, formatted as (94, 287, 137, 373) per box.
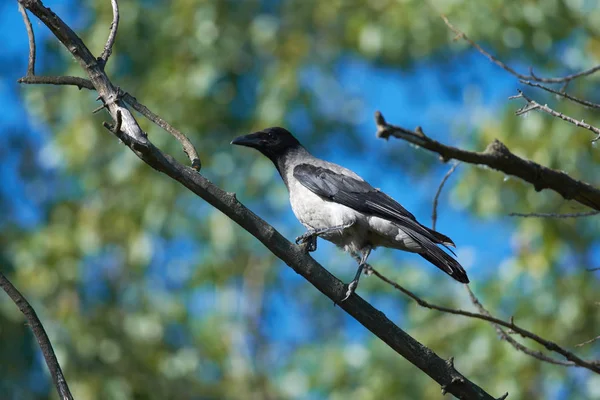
(374, 111, 600, 211)
(427, 160, 580, 368)
(18, 2, 36, 76)
(18, 75, 94, 89)
(17, 76, 201, 170)
(441, 15, 600, 85)
(0, 272, 73, 400)
(17, 0, 499, 398)
(366, 267, 598, 372)
(519, 80, 600, 110)
(509, 211, 599, 219)
(98, 0, 119, 68)
(575, 335, 600, 347)
(512, 90, 600, 142)
(431, 162, 459, 230)
(463, 286, 574, 368)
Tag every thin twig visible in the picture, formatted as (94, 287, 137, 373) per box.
(17, 75, 201, 170)
(432, 163, 459, 230)
(0, 272, 73, 400)
(575, 335, 600, 348)
(123, 93, 201, 170)
(102, 109, 123, 134)
(587, 267, 600, 272)
(374, 111, 600, 212)
(520, 80, 600, 110)
(441, 15, 600, 84)
(529, 65, 600, 84)
(367, 266, 598, 372)
(98, 0, 119, 68)
(513, 90, 600, 141)
(18, 75, 94, 90)
(18, 3, 36, 76)
(509, 211, 599, 218)
(465, 286, 574, 367)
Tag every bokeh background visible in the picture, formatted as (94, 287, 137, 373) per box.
(1, 0, 600, 399)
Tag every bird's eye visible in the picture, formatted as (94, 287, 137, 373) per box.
(267, 132, 275, 140)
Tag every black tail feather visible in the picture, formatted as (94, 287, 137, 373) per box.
(424, 226, 455, 247)
(420, 251, 469, 283)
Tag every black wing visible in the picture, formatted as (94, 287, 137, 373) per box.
(293, 164, 468, 283)
(293, 164, 455, 247)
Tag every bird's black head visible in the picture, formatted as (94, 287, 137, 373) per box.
(231, 127, 301, 162)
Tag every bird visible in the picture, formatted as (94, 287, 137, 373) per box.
(231, 127, 469, 301)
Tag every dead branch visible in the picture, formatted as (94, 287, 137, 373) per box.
(509, 211, 599, 218)
(519, 80, 600, 110)
(0, 272, 73, 400)
(512, 90, 600, 142)
(441, 15, 600, 85)
(367, 267, 597, 372)
(17, 3, 35, 75)
(98, 0, 119, 68)
(375, 111, 600, 211)
(431, 162, 459, 230)
(17, 75, 201, 170)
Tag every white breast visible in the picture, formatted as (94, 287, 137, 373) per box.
(286, 168, 366, 251)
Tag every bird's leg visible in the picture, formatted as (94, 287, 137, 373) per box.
(295, 221, 354, 252)
(295, 229, 318, 252)
(342, 247, 371, 302)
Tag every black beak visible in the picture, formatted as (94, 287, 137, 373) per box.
(230, 132, 263, 148)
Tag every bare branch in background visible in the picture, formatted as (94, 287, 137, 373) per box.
(98, 0, 120, 68)
(374, 111, 600, 211)
(576, 335, 600, 348)
(519, 80, 600, 110)
(441, 15, 600, 85)
(16, 0, 499, 398)
(431, 162, 459, 230)
(464, 286, 574, 367)
(17, 77, 201, 170)
(509, 211, 599, 219)
(0, 272, 73, 400)
(367, 267, 599, 371)
(426, 158, 578, 367)
(17, 3, 35, 75)
(512, 91, 600, 142)
(123, 92, 202, 170)
(18, 75, 94, 90)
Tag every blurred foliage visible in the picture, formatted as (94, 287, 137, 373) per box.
(2, 0, 600, 399)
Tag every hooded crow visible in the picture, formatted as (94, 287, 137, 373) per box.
(232, 127, 469, 301)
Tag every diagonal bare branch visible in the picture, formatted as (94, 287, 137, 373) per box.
(519, 80, 600, 110)
(17, 75, 201, 170)
(512, 90, 600, 142)
(367, 267, 596, 371)
(18, 3, 36, 76)
(464, 286, 574, 367)
(0, 272, 73, 400)
(441, 15, 600, 84)
(123, 93, 202, 170)
(423, 158, 572, 367)
(432, 162, 459, 230)
(98, 0, 120, 68)
(575, 335, 600, 348)
(375, 111, 600, 212)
